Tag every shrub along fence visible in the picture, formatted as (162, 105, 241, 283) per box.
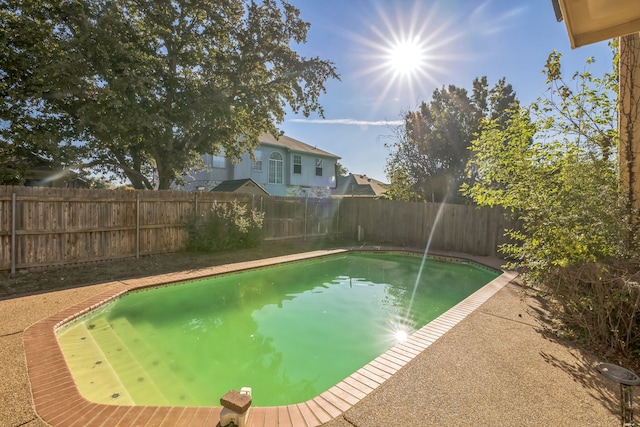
(0, 186, 518, 272)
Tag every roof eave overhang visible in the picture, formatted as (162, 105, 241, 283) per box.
(553, 0, 640, 48)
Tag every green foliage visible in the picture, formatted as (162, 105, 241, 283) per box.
(1, 0, 339, 189)
(464, 47, 625, 283)
(385, 77, 518, 203)
(384, 163, 419, 201)
(336, 161, 349, 176)
(187, 201, 265, 252)
(464, 44, 640, 359)
(86, 177, 115, 190)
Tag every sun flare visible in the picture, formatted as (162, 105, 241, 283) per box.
(348, 1, 459, 115)
(386, 36, 426, 76)
(395, 329, 409, 342)
(347, 1, 524, 118)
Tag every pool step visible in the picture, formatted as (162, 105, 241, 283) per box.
(57, 322, 136, 405)
(116, 321, 217, 405)
(105, 317, 201, 406)
(86, 317, 171, 406)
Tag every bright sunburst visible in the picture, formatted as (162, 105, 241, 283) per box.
(347, 1, 458, 114)
(394, 329, 409, 342)
(343, 1, 524, 117)
(388, 318, 412, 344)
(385, 36, 427, 77)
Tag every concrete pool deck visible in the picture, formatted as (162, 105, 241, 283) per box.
(0, 248, 633, 426)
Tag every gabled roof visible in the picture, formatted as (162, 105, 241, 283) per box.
(352, 174, 389, 196)
(333, 173, 389, 198)
(259, 133, 340, 159)
(0, 152, 86, 187)
(211, 178, 269, 195)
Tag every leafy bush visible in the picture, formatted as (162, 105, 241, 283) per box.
(463, 49, 625, 282)
(464, 45, 640, 360)
(187, 201, 264, 251)
(547, 261, 640, 358)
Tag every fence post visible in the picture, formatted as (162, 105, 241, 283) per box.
(315, 200, 319, 235)
(335, 199, 340, 238)
(304, 198, 308, 241)
(136, 193, 140, 259)
(11, 192, 16, 274)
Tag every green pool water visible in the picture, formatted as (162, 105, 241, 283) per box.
(57, 252, 498, 407)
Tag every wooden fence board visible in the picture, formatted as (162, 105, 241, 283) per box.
(0, 186, 518, 271)
(336, 198, 517, 257)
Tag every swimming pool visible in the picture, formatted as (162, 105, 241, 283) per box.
(24, 248, 516, 426)
(56, 252, 498, 407)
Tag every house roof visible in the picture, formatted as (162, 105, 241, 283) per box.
(1, 152, 85, 187)
(333, 173, 389, 198)
(259, 133, 340, 159)
(211, 178, 269, 195)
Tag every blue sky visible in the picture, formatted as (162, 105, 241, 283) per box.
(277, 0, 614, 182)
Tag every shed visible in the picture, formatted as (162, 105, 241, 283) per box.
(211, 178, 270, 196)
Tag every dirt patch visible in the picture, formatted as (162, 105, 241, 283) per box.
(0, 238, 355, 300)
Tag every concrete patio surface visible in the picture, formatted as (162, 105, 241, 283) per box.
(1, 252, 636, 426)
(324, 281, 632, 426)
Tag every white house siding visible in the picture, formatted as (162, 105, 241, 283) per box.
(289, 154, 327, 186)
(177, 134, 339, 196)
(232, 154, 253, 179)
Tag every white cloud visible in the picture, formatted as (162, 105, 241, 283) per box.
(289, 118, 403, 126)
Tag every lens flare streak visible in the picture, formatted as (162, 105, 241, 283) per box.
(403, 199, 448, 324)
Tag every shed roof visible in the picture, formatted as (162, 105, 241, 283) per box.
(211, 178, 269, 195)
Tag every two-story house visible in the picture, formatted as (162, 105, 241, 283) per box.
(181, 133, 340, 198)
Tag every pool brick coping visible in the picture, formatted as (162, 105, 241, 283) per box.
(23, 248, 518, 427)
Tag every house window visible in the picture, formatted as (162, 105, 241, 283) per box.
(315, 158, 323, 176)
(293, 155, 302, 174)
(269, 152, 283, 184)
(212, 155, 226, 168)
(253, 150, 263, 171)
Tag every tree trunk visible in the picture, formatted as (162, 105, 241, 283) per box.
(619, 33, 640, 249)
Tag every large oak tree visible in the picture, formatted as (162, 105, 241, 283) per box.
(1, 0, 338, 189)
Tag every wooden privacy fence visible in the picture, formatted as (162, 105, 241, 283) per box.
(337, 198, 518, 257)
(0, 186, 517, 272)
(0, 187, 234, 272)
(260, 196, 339, 240)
